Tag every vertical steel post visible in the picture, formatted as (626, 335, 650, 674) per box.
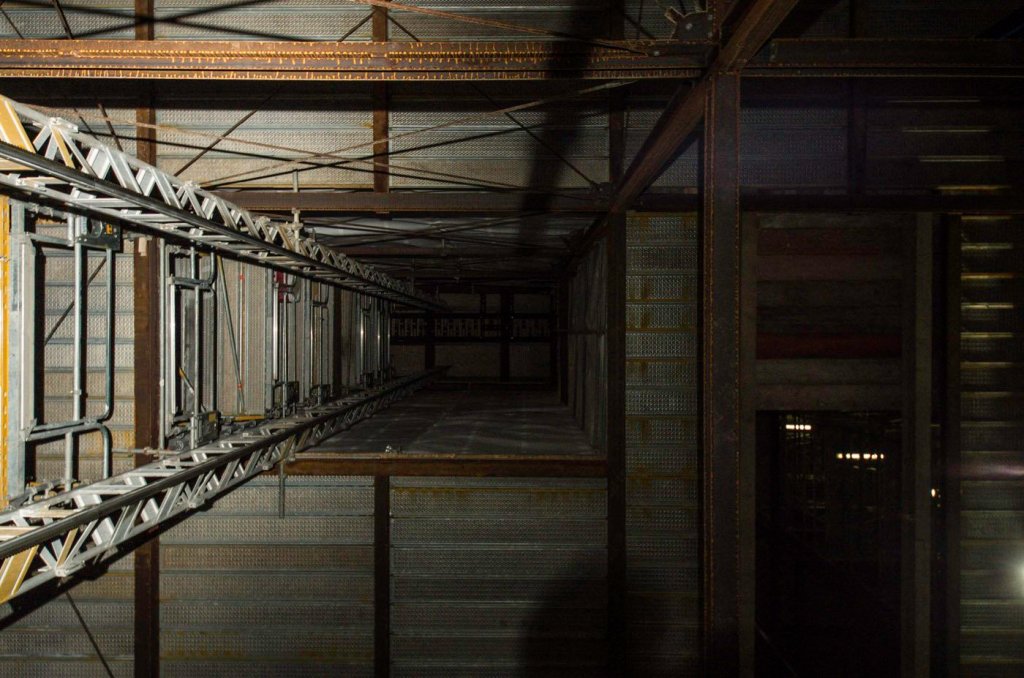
(901, 214, 933, 677)
(606, 0, 627, 664)
(65, 216, 86, 489)
(702, 72, 742, 675)
(6, 200, 29, 499)
(0, 195, 9, 503)
(739, 213, 759, 676)
(157, 239, 166, 447)
(190, 250, 201, 448)
(499, 291, 511, 382)
(132, 7, 161, 662)
(943, 216, 962, 677)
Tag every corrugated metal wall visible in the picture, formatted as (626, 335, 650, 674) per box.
(389, 476, 608, 677)
(625, 212, 700, 674)
(0, 560, 135, 677)
(957, 215, 1024, 676)
(160, 475, 376, 677)
(754, 213, 907, 411)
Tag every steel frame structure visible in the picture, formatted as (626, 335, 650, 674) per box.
(0, 367, 444, 605)
(18, 213, 121, 493)
(0, 95, 444, 312)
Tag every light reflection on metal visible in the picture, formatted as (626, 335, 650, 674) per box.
(0, 94, 444, 311)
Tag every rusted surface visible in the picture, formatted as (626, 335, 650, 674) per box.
(0, 39, 705, 81)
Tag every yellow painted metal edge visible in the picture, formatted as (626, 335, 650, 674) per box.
(0, 546, 38, 604)
(0, 195, 8, 507)
(0, 96, 32, 171)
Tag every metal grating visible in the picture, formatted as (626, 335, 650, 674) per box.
(389, 477, 608, 675)
(624, 211, 701, 673)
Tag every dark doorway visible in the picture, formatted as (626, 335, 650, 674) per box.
(756, 411, 902, 677)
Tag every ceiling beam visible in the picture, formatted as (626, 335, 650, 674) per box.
(0, 38, 706, 82)
(750, 38, 1024, 76)
(609, 0, 803, 212)
(221, 190, 611, 214)
(223, 189, 1024, 214)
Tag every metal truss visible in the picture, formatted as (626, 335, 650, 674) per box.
(0, 369, 443, 605)
(0, 95, 444, 311)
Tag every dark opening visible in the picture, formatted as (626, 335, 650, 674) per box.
(756, 411, 902, 677)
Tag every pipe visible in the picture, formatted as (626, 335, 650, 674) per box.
(191, 248, 201, 448)
(217, 257, 244, 415)
(238, 261, 246, 413)
(271, 273, 280, 384)
(158, 238, 167, 448)
(66, 218, 84, 490)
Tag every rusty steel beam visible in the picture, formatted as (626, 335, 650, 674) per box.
(0, 38, 706, 81)
(0, 38, 1018, 83)
(609, 0, 801, 212)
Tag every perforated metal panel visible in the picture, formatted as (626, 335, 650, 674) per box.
(625, 212, 701, 673)
(159, 475, 375, 676)
(389, 477, 608, 675)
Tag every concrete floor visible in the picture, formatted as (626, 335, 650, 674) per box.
(312, 387, 598, 456)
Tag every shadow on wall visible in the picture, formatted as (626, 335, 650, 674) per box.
(520, 560, 667, 677)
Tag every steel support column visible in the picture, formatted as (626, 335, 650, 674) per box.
(606, 1, 627, 665)
(739, 212, 759, 677)
(0, 196, 7, 506)
(373, 474, 390, 678)
(901, 214, 934, 677)
(500, 291, 512, 382)
(132, 1, 160, 675)
(5, 201, 30, 504)
(942, 217, 962, 676)
(702, 72, 743, 675)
